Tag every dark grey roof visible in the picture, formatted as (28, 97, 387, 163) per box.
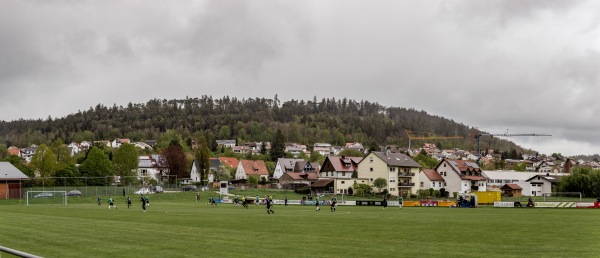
(372, 152, 421, 168)
(0, 162, 29, 179)
(210, 158, 221, 168)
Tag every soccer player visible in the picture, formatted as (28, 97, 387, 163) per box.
(196, 192, 200, 203)
(145, 195, 150, 207)
(398, 196, 403, 209)
(315, 196, 320, 211)
(140, 194, 147, 212)
(284, 196, 288, 207)
(255, 195, 260, 205)
(382, 197, 388, 209)
(330, 195, 337, 212)
(242, 195, 248, 209)
(127, 196, 132, 209)
(265, 195, 274, 214)
(97, 195, 101, 206)
(234, 195, 240, 207)
(107, 196, 117, 209)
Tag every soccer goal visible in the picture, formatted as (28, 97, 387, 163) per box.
(26, 191, 67, 206)
(542, 192, 582, 202)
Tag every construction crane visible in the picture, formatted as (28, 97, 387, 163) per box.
(405, 130, 463, 149)
(475, 132, 551, 165)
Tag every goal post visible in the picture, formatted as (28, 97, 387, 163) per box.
(26, 191, 67, 206)
(542, 192, 582, 202)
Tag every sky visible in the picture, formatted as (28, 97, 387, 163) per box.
(1, 0, 599, 156)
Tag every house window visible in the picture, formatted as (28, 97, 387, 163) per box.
(370, 157, 373, 163)
(431, 182, 435, 187)
(390, 178, 396, 183)
(142, 170, 147, 176)
(444, 163, 446, 167)
(444, 183, 447, 186)
(389, 167, 395, 172)
(341, 181, 345, 184)
(370, 178, 373, 181)
(370, 167, 373, 172)
(420, 182, 424, 187)
(342, 172, 346, 177)
(390, 188, 395, 192)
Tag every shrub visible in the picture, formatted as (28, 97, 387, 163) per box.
(294, 188, 311, 194)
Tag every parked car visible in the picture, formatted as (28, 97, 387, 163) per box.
(181, 185, 197, 192)
(34, 192, 53, 198)
(67, 190, 82, 197)
(134, 188, 151, 194)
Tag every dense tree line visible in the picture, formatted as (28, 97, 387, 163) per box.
(0, 96, 527, 154)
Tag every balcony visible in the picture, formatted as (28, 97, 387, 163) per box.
(398, 172, 415, 177)
(398, 182, 415, 187)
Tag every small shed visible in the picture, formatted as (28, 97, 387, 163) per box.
(310, 179, 334, 196)
(0, 162, 30, 199)
(500, 184, 523, 198)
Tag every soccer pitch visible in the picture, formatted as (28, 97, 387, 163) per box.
(0, 197, 599, 258)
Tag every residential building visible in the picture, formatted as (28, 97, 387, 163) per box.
(525, 175, 561, 196)
(419, 169, 445, 191)
(357, 151, 421, 196)
(273, 158, 305, 180)
(434, 158, 486, 197)
(318, 156, 367, 195)
(216, 140, 236, 148)
(20, 145, 38, 163)
(235, 160, 269, 181)
(279, 172, 319, 189)
(7, 146, 20, 157)
(137, 154, 169, 183)
(111, 138, 130, 148)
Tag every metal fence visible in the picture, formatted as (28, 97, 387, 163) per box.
(22, 176, 180, 197)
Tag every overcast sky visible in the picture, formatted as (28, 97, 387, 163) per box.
(1, 0, 599, 156)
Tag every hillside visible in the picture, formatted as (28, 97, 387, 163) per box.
(0, 96, 529, 154)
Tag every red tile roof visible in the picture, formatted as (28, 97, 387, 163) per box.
(501, 184, 522, 190)
(219, 157, 240, 169)
(422, 169, 444, 181)
(240, 160, 269, 176)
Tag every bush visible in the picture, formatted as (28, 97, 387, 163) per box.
(294, 188, 311, 195)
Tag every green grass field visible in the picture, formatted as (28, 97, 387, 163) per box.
(1, 193, 599, 258)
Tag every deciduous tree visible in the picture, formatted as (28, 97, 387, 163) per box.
(113, 143, 139, 185)
(79, 146, 114, 185)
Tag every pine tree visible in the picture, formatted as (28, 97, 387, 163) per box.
(270, 129, 285, 162)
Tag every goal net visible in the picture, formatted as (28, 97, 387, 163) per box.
(26, 191, 67, 206)
(542, 192, 582, 202)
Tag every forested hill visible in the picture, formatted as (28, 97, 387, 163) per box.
(0, 96, 526, 153)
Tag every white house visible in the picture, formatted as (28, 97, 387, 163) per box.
(434, 158, 487, 197)
(525, 175, 560, 197)
(216, 140, 236, 148)
(111, 138, 130, 148)
(137, 154, 169, 183)
(234, 160, 269, 181)
(419, 169, 445, 191)
(273, 158, 305, 180)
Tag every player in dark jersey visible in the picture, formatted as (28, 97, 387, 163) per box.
(265, 195, 274, 214)
(140, 194, 147, 212)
